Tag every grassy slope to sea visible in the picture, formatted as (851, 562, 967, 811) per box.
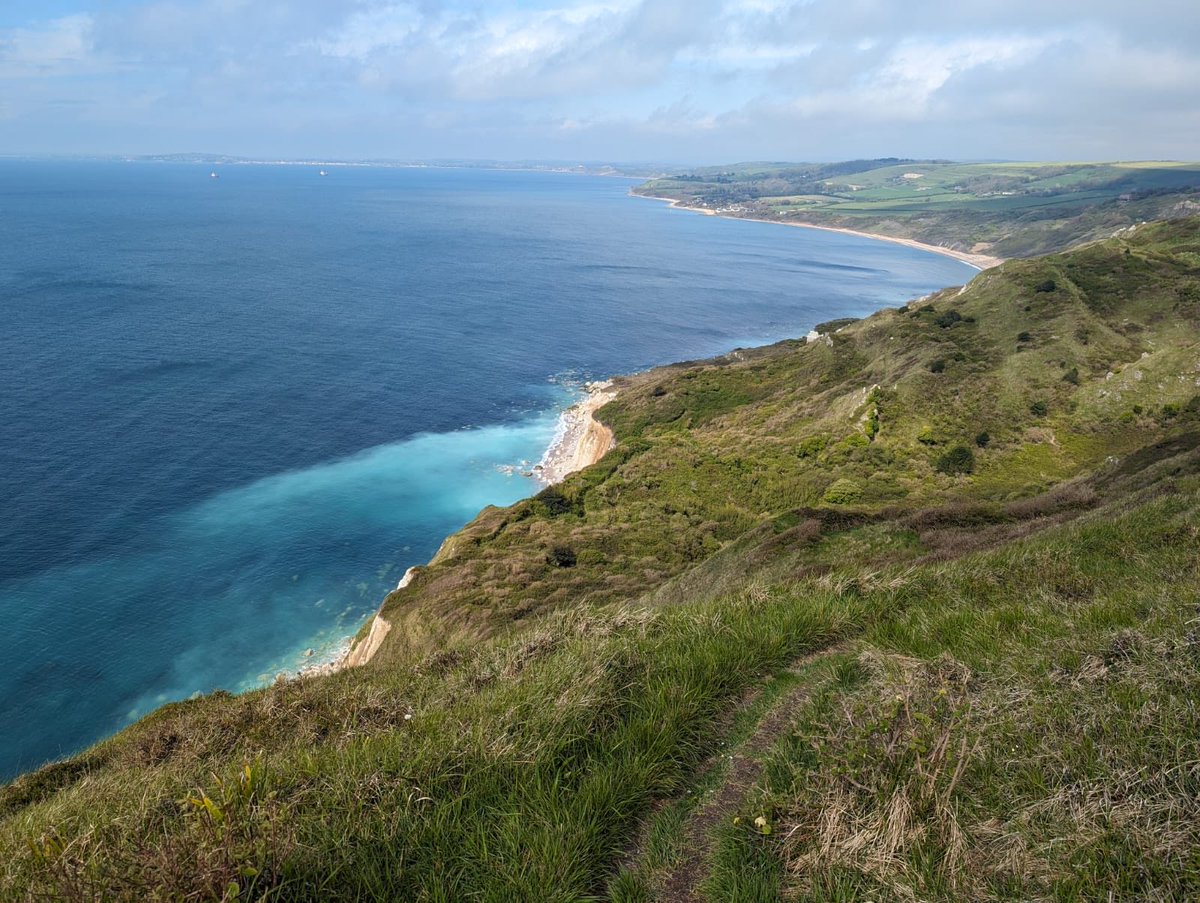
(634, 159, 1200, 259)
(3, 219, 1200, 901)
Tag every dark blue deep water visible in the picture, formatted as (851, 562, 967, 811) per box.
(0, 162, 976, 778)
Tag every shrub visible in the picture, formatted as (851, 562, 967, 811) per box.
(934, 310, 962, 328)
(1162, 403, 1181, 419)
(1030, 400, 1049, 417)
(917, 426, 938, 446)
(936, 445, 976, 476)
(975, 431, 991, 448)
(839, 432, 869, 451)
(535, 487, 575, 517)
(822, 478, 862, 505)
(1035, 279, 1057, 293)
(929, 359, 946, 374)
(546, 545, 577, 568)
(796, 435, 829, 459)
(1017, 331, 1032, 343)
(1063, 367, 1080, 385)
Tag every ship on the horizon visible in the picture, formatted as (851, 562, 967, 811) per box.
(319, 168, 328, 176)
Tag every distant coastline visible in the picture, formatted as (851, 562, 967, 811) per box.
(635, 193, 1006, 270)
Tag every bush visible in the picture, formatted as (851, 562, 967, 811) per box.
(1017, 331, 1032, 343)
(929, 359, 946, 374)
(1063, 367, 1080, 385)
(1035, 279, 1057, 293)
(822, 478, 862, 505)
(1030, 400, 1049, 417)
(936, 445, 976, 476)
(546, 545, 577, 568)
(796, 435, 829, 459)
(535, 487, 575, 517)
(934, 310, 962, 328)
(975, 431, 991, 448)
(865, 410, 880, 441)
(917, 427, 938, 446)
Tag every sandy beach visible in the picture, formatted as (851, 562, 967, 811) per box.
(305, 394, 619, 679)
(637, 193, 1005, 270)
(536, 381, 618, 486)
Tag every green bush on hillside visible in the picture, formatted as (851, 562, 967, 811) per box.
(934, 310, 962, 328)
(935, 445, 976, 476)
(822, 478, 862, 505)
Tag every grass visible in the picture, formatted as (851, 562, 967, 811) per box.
(634, 159, 1200, 258)
(4, 219, 1200, 900)
(9, 474, 1199, 900)
(704, 489, 1200, 901)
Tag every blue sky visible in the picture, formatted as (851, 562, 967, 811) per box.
(2, 0, 1198, 162)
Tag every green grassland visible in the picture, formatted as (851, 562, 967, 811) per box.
(3, 219, 1200, 900)
(635, 160, 1200, 258)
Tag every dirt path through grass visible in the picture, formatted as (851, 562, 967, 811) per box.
(647, 643, 850, 902)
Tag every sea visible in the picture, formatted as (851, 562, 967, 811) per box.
(0, 161, 976, 780)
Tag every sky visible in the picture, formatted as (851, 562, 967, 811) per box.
(1, 0, 1198, 164)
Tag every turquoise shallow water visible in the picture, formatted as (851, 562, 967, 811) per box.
(0, 162, 977, 778)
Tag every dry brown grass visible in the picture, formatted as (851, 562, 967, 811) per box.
(783, 652, 976, 899)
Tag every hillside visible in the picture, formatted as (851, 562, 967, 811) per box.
(634, 160, 1200, 259)
(3, 219, 1200, 901)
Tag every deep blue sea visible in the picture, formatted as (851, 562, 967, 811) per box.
(0, 162, 976, 779)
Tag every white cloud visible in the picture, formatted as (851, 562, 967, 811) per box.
(1, 0, 1198, 161)
(0, 14, 95, 75)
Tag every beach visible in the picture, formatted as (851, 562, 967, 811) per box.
(637, 194, 1005, 270)
(305, 385, 619, 676)
(535, 381, 618, 485)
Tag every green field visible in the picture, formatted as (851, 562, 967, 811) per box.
(4, 219, 1200, 900)
(636, 160, 1200, 258)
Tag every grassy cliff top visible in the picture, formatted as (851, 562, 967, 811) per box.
(3, 219, 1200, 901)
(635, 159, 1200, 258)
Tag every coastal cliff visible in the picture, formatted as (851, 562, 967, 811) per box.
(5, 218, 1200, 901)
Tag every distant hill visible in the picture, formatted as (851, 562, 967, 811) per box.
(4, 218, 1200, 901)
(635, 159, 1200, 258)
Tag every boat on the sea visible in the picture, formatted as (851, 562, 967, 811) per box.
(210, 170, 219, 179)
(319, 169, 328, 177)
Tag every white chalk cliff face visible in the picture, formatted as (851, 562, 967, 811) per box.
(346, 614, 392, 668)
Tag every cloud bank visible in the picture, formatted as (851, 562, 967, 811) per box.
(1, 0, 1197, 161)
